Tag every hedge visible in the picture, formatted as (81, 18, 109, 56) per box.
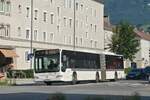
(7, 69, 34, 78)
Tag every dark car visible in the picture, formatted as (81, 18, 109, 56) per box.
(126, 68, 145, 80)
(144, 66, 150, 81)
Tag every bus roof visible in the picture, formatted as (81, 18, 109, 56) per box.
(35, 49, 123, 57)
(102, 51, 123, 56)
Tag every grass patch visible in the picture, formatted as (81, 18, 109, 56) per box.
(0, 79, 9, 86)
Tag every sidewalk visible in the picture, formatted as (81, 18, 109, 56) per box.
(11, 79, 35, 85)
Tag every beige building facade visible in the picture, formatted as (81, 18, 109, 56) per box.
(133, 29, 150, 68)
(104, 16, 113, 51)
(0, 0, 104, 70)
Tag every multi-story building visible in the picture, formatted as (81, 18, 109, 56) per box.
(104, 15, 114, 51)
(133, 29, 150, 68)
(0, 0, 104, 71)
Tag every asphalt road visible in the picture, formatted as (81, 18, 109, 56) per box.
(0, 80, 150, 100)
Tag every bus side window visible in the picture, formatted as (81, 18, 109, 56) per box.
(62, 55, 68, 72)
(70, 59, 75, 68)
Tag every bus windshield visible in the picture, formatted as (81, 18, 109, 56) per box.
(34, 53, 60, 73)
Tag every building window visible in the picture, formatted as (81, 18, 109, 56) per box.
(64, 17, 67, 27)
(0, 24, 5, 36)
(0, 25, 4, 36)
(50, 33, 54, 41)
(64, 0, 67, 8)
(57, 25, 60, 33)
(57, 7, 60, 16)
(50, 14, 54, 24)
(34, 30, 37, 41)
(0, 0, 4, 12)
(43, 32, 46, 41)
(6, 1, 11, 13)
(94, 9, 96, 17)
(94, 25, 97, 32)
(5, 25, 10, 37)
(90, 24, 92, 31)
(17, 27, 21, 36)
(86, 16, 88, 23)
(25, 51, 30, 61)
(26, 29, 30, 39)
(69, 18, 72, 28)
(90, 40, 93, 48)
(75, 37, 78, 44)
(26, 7, 30, 17)
(50, 0, 53, 4)
(34, 10, 38, 20)
(94, 41, 97, 48)
(76, 2, 79, 10)
(18, 5, 21, 13)
(69, 0, 72, 8)
(69, 36, 72, 44)
(80, 38, 83, 45)
(81, 4, 83, 11)
(43, 12, 47, 22)
(85, 32, 88, 38)
(90, 8, 93, 16)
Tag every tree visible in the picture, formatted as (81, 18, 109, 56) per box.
(108, 22, 140, 61)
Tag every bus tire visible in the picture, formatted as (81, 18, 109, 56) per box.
(96, 72, 100, 83)
(44, 81, 52, 85)
(72, 72, 77, 85)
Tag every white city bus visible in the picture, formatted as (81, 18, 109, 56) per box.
(104, 52, 125, 80)
(34, 49, 124, 85)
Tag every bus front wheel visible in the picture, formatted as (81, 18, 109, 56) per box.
(44, 81, 52, 85)
(72, 72, 77, 85)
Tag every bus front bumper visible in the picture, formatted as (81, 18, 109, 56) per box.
(34, 73, 64, 82)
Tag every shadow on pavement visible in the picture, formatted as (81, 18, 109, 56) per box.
(0, 92, 150, 100)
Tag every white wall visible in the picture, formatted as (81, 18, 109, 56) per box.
(0, 0, 104, 70)
(133, 39, 150, 68)
(104, 30, 113, 51)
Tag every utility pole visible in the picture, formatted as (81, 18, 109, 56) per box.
(73, 0, 76, 50)
(30, 0, 33, 69)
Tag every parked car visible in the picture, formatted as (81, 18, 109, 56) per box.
(126, 68, 145, 80)
(144, 66, 150, 82)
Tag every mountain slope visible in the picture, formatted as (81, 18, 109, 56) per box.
(104, 0, 150, 25)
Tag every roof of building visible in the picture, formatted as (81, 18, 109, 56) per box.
(134, 29, 150, 41)
(93, 0, 104, 4)
(104, 16, 115, 31)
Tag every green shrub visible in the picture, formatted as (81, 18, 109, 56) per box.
(0, 79, 8, 85)
(7, 69, 34, 79)
(124, 67, 132, 74)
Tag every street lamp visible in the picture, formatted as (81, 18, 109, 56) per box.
(73, 0, 76, 50)
(30, 0, 33, 69)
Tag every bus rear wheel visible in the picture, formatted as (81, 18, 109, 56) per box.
(72, 73, 77, 85)
(96, 72, 100, 83)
